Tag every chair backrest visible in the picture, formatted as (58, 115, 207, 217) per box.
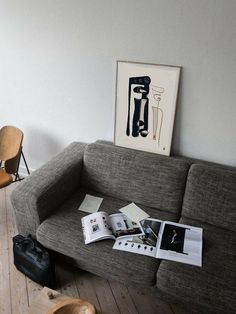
(5, 151, 22, 174)
(0, 125, 23, 164)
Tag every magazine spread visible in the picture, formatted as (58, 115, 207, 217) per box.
(81, 211, 143, 244)
(81, 208, 203, 267)
(112, 218, 203, 267)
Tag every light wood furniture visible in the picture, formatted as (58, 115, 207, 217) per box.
(27, 287, 96, 314)
(0, 125, 23, 188)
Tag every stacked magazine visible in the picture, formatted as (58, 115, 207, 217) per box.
(81, 210, 203, 267)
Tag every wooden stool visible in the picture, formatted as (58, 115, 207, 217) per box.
(27, 287, 96, 314)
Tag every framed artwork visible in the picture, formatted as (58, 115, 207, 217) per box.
(114, 61, 181, 156)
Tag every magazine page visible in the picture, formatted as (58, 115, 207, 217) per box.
(113, 218, 162, 257)
(156, 221, 203, 267)
(109, 213, 143, 238)
(81, 211, 115, 244)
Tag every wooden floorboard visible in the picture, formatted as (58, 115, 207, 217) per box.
(109, 280, 138, 314)
(0, 188, 11, 314)
(56, 262, 79, 298)
(0, 183, 185, 314)
(6, 184, 29, 314)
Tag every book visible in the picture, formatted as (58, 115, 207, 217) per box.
(113, 218, 203, 267)
(81, 211, 144, 244)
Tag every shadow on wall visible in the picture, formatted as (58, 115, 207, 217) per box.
(171, 72, 184, 156)
(26, 127, 63, 170)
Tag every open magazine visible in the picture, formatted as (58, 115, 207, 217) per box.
(81, 211, 143, 244)
(113, 218, 203, 267)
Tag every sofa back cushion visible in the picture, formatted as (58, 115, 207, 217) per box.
(81, 142, 190, 215)
(182, 164, 236, 231)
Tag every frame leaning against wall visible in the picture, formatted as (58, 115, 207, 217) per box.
(114, 60, 181, 156)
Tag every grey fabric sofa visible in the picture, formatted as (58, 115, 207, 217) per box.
(11, 141, 236, 314)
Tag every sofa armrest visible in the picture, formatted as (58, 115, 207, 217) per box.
(11, 142, 87, 236)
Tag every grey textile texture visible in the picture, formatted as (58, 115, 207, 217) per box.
(11, 140, 236, 313)
(11, 142, 87, 236)
(36, 188, 175, 286)
(182, 164, 236, 231)
(156, 217, 236, 314)
(81, 142, 191, 216)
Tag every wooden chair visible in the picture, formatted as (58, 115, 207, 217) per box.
(0, 125, 29, 188)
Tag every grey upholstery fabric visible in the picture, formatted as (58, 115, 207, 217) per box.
(82, 142, 191, 216)
(11, 141, 236, 313)
(36, 188, 177, 286)
(11, 142, 87, 236)
(156, 217, 236, 314)
(182, 164, 236, 231)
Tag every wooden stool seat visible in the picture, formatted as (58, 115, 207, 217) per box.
(47, 298, 96, 314)
(0, 168, 12, 188)
(27, 287, 96, 314)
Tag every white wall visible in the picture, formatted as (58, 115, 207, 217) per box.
(0, 0, 236, 170)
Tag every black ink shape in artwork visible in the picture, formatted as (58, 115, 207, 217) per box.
(126, 76, 151, 137)
(160, 224, 190, 255)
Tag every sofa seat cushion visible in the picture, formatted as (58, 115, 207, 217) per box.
(36, 188, 177, 287)
(156, 217, 236, 314)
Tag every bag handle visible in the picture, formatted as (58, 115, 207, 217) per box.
(13, 234, 35, 249)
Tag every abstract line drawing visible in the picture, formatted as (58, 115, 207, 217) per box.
(126, 76, 151, 138)
(151, 85, 165, 145)
(114, 61, 181, 156)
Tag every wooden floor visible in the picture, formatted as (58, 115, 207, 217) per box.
(0, 184, 185, 314)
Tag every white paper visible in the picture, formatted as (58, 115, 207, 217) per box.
(119, 202, 150, 223)
(78, 194, 103, 213)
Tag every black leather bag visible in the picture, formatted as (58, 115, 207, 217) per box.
(13, 234, 55, 288)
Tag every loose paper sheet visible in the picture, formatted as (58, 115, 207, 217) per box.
(78, 194, 103, 213)
(119, 202, 150, 223)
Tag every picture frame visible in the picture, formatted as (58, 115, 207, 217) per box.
(114, 61, 181, 156)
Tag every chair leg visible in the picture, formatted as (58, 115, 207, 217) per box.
(14, 172, 21, 182)
(13, 149, 23, 182)
(21, 151, 30, 175)
(13, 149, 30, 182)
